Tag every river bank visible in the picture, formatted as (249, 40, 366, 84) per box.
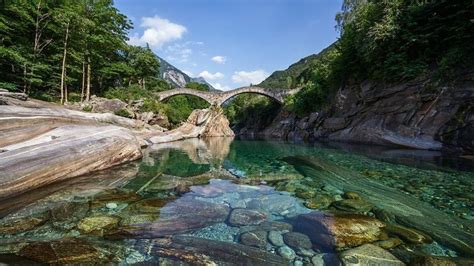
(239, 78, 474, 155)
(0, 91, 234, 198)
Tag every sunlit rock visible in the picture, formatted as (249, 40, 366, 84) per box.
(295, 212, 385, 249)
(339, 244, 405, 265)
(229, 209, 267, 226)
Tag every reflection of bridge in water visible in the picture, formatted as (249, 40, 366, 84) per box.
(156, 86, 301, 106)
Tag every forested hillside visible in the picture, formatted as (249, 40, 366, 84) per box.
(0, 0, 211, 125)
(258, 0, 474, 117)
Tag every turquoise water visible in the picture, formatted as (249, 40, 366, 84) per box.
(0, 138, 473, 264)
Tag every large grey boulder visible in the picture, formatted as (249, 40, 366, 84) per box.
(0, 124, 142, 198)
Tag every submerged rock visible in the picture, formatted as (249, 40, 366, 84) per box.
(332, 199, 373, 212)
(278, 246, 296, 260)
(152, 235, 289, 265)
(126, 198, 168, 213)
(19, 238, 103, 264)
(51, 201, 89, 222)
(339, 244, 405, 265)
(342, 191, 362, 200)
(385, 224, 433, 244)
(77, 215, 120, 236)
(107, 198, 229, 238)
(0, 212, 49, 234)
(304, 195, 333, 209)
(373, 237, 403, 249)
(283, 232, 313, 250)
(268, 231, 285, 247)
(240, 230, 268, 248)
(294, 212, 385, 249)
(229, 209, 267, 226)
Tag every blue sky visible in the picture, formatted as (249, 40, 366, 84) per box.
(115, 0, 343, 90)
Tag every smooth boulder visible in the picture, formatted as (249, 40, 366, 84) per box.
(294, 212, 385, 249)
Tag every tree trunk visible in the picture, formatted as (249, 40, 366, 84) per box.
(81, 61, 85, 102)
(23, 63, 27, 93)
(60, 22, 69, 104)
(86, 57, 91, 101)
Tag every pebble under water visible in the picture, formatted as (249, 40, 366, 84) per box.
(0, 138, 473, 265)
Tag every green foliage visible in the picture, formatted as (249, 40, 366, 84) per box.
(82, 105, 93, 112)
(0, 0, 135, 101)
(334, 0, 474, 83)
(224, 94, 280, 128)
(114, 108, 132, 118)
(104, 84, 153, 102)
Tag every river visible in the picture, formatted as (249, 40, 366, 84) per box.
(0, 138, 473, 264)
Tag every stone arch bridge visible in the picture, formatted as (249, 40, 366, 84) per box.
(155, 86, 301, 106)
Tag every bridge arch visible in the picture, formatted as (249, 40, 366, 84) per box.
(155, 86, 300, 107)
(218, 86, 286, 106)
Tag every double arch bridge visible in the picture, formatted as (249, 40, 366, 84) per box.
(155, 86, 301, 106)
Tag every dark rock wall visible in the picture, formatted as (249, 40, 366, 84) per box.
(237, 79, 474, 154)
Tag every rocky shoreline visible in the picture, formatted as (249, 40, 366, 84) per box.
(238, 78, 473, 154)
(0, 91, 234, 198)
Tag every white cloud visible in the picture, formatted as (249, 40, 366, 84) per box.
(198, 71, 224, 80)
(128, 16, 186, 48)
(211, 55, 226, 64)
(212, 83, 231, 91)
(232, 70, 269, 85)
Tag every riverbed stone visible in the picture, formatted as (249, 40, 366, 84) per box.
(294, 212, 385, 249)
(51, 201, 89, 221)
(259, 221, 293, 231)
(229, 209, 267, 226)
(304, 195, 333, 209)
(311, 254, 325, 266)
(283, 232, 312, 250)
(107, 198, 230, 238)
(126, 198, 168, 213)
(340, 244, 405, 265)
(0, 212, 49, 234)
(152, 235, 289, 265)
(342, 191, 362, 200)
(296, 190, 316, 199)
(322, 185, 343, 195)
(19, 238, 103, 264)
(296, 248, 316, 257)
(332, 199, 373, 212)
(278, 246, 296, 260)
(373, 237, 403, 249)
(120, 213, 158, 226)
(240, 230, 268, 248)
(268, 231, 285, 246)
(77, 215, 120, 236)
(410, 256, 458, 266)
(385, 224, 433, 244)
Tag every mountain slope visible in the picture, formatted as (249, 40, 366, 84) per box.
(156, 55, 217, 91)
(259, 44, 336, 89)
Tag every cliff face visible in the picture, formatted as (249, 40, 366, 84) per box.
(242, 78, 473, 154)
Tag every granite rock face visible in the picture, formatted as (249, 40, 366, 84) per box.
(0, 122, 142, 198)
(241, 79, 473, 153)
(148, 106, 234, 144)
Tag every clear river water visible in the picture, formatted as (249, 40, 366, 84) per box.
(0, 138, 473, 265)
